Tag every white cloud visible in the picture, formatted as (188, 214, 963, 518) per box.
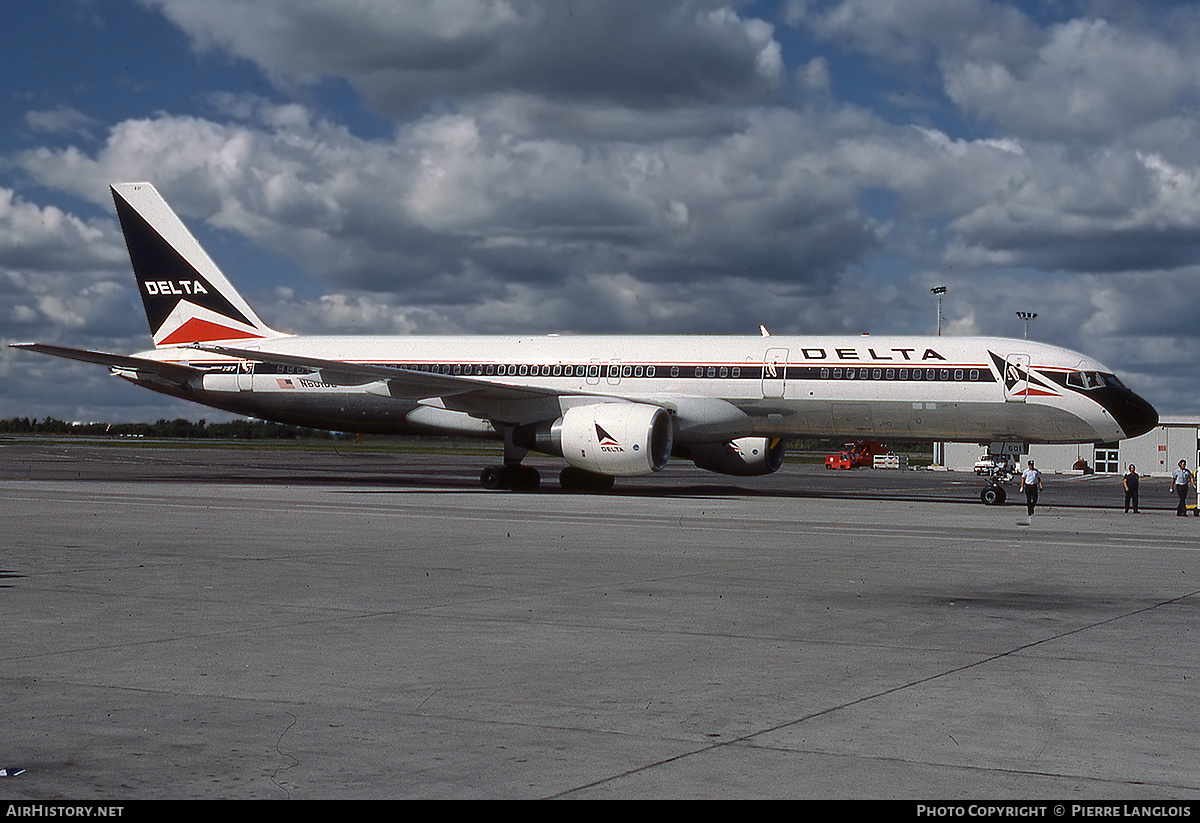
(17, 100, 879, 317)
(141, 0, 786, 116)
(8, 0, 1200, 420)
(945, 17, 1200, 141)
(24, 106, 99, 138)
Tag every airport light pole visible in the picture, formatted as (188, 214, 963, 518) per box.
(1016, 311, 1037, 340)
(931, 285, 948, 467)
(931, 286, 946, 335)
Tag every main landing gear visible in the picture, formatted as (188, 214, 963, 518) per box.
(558, 466, 615, 492)
(478, 427, 615, 492)
(479, 427, 541, 491)
(479, 463, 540, 491)
(478, 464, 617, 492)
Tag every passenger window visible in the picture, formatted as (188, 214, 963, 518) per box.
(954, 369, 963, 381)
(719, 367, 727, 378)
(885, 369, 894, 379)
(731, 367, 739, 378)
(821, 368, 829, 379)
(872, 369, 881, 379)
(647, 366, 655, 377)
(671, 366, 679, 377)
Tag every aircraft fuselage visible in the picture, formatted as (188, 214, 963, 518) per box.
(124, 332, 1155, 446)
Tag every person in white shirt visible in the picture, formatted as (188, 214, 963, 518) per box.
(1020, 460, 1043, 516)
(1172, 459, 1193, 517)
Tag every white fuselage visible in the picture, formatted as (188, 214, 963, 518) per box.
(126, 333, 1150, 446)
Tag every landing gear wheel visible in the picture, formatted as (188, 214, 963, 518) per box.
(559, 466, 616, 492)
(508, 465, 540, 492)
(980, 485, 1006, 506)
(480, 465, 540, 491)
(480, 465, 504, 490)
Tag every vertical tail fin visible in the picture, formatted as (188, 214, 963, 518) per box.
(111, 182, 286, 348)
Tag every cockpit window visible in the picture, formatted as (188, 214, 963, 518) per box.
(1067, 370, 1110, 390)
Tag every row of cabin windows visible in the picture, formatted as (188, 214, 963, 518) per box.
(401, 363, 980, 382)
(412, 362, 612, 378)
(820, 367, 981, 382)
(409, 363, 744, 378)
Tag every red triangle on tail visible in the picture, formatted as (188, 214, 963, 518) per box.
(159, 317, 265, 346)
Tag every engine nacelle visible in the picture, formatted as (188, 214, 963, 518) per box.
(514, 403, 673, 476)
(687, 437, 785, 476)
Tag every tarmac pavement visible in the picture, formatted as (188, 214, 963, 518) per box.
(1, 439, 1198, 799)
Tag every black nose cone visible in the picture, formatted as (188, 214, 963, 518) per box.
(1115, 392, 1158, 439)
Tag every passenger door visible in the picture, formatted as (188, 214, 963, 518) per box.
(762, 348, 788, 398)
(1003, 353, 1029, 402)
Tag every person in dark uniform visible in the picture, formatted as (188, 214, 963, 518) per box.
(1123, 465, 1139, 513)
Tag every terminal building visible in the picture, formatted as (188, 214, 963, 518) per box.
(943, 417, 1200, 477)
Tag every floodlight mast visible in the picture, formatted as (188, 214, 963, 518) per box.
(931, 286, 947, 335)
(1016, 311, 1038, 340)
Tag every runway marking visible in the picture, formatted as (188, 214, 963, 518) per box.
(551, 584, 1200, 799)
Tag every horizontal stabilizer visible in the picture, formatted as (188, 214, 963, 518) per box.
(10, 343, 200, 382)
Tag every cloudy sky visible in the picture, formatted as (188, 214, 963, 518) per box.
(2, 0, 1199, 423)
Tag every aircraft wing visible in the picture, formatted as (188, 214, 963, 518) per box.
(191, 344, 568, 402)
(10, 343, 201, 383)
(194, 344, 751, 432)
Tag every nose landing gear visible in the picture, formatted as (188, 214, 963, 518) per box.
(978, 442, 1023, 506)
(980, 484, 1006, 506)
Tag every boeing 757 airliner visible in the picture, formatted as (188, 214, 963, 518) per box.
(12, 183, 1158, 498)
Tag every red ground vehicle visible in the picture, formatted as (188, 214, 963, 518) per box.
(825, 441, 885, 469)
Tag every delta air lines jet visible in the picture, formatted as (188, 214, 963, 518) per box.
(12, 183, 1159, 499)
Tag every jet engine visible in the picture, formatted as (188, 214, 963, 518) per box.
(514, 402, 673, 476)
(686, 437, 785, 476)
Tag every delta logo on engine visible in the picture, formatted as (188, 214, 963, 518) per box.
(596, 423, 625, 453)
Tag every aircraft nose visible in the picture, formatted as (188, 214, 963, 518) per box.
(1113, 391, 1158, 439)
